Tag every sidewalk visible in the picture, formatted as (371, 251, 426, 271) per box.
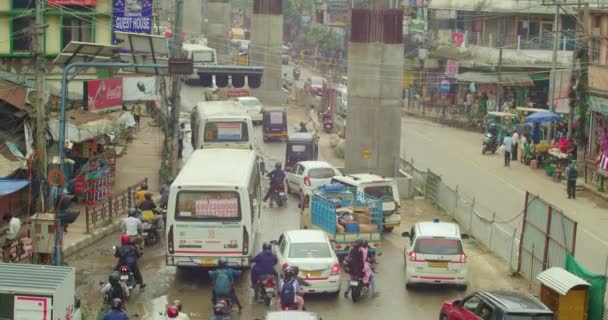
(63, 115, 164, 257)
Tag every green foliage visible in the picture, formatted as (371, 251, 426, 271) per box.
(304, 26, 341, 56)
(284, 0, 314, 34)
(231, 0, 252, 12)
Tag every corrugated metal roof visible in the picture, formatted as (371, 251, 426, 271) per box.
(536, 267, 590, 295)
(0, 263, 74, 292)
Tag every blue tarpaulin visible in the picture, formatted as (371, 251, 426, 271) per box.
(525, 111, 561, 123)
(0, 179, 29, 196)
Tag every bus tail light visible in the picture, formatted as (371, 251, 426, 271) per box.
(168, 226, 174, 254)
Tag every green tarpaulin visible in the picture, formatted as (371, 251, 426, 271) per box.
(565, 253, 606, 320)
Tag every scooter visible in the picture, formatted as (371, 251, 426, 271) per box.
(271, 183, 287, 208)
(482, 132, 498, 155)
(322, 113, 333, 133)
(141, 219, 159, 246)
(254, 274, 277, 306)
(347, 273, 370, 303)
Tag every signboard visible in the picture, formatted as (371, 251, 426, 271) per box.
(327, 0, 349, 11)
(14, 296, 51, 320)
(452, 32, 464, 47)
(195, 196, 239, 218)
(123, 77, 156, 101)
(446, 60, 459, 75)
(113, 0, 153, 35)
(48, 0, 97, 4)
(270, 112, 283, 124)
(87, 78, 123, 112)
(217, 123, 242, 140)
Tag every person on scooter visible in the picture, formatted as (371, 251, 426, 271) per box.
(135, 183, 148, 206)
(209, 301, 231, 320)
(344, 239, 377, 297)
(298, 121, 308, 133)
(101, 271, 130, 303)
(102, 298, 129, 320)
(121, 210, 142, 248)
(171, 300, 190, 320)
(250, 242, 278, 288)
(263, 162, 285, 207)
(166, 305, 179, 319)
(114, 234, 146, 289)
(277, 267, 304, 310)
(360, 240, 378, 296)
(138, 192, 164, 228)
(138, 192, 157, 211)
(209, 258, 242, 311)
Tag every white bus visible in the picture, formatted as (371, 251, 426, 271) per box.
(166, 149, 261, 268)
(191, 101, 255, 150)
(182, 43, 217, 83)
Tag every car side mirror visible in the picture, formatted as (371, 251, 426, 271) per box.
(401, 231, 410, 238)
(297, 203, 301, 209)
(461, 233, 470, 240)
(453, 299, 462, 307)
(269, 240, 278, 245)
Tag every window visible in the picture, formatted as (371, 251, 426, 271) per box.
(239, 99, 261, 108)
(12, 16, 34, 53)
(62, 16, 93, 50)
(475, 302, 495, 320)
(278, 234, 286, 255)
(503, 315, 554, 320)
(414, 238, 463, 255)
(204, 121, 249, 142)
(364, 185, 394, 199)
(12, 0, 35, 9)
(296, 165, 304, 175)
(462, 296, 482, 312)
(592, 37, 601, 64)
(289, 243, 331, 258)
(175, 191, 241, 221)
(192, 50, 215, 63)
(308, 168, 336, 179)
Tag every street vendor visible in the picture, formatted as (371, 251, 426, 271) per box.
(532, 123, 543, 144)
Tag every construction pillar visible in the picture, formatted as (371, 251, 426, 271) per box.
(35, 0, 47, 211)
(183, 0, 203, 37)
(250, 0, 283, 106)
(344, 9, 404, 177)
(206, 0, 231, 64)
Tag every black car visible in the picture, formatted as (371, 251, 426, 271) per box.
(439, 291, 554, 320)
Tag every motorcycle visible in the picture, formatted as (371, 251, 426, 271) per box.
(271, 183, 287, 208)
(482, 132, 498, 155)
(347, 273, 370, 302)
(322, 112, 333, 133)
(141, 218, 159, 246)
(293, 67, 300, 81)
(254, 274, 276, 306)
(118, 264, 136, 290)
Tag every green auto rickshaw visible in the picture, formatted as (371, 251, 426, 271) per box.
(285, 132, 319, 172)
(262, 107, 288, 142)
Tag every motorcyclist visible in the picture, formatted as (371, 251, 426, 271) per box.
(263, 162, 285, 207)
(277, 266, 305, 310)
(135, 183, 148, 206)
(114, 234, 146, 289)
(121, 209, 142, 248)
(344, 239, 377, 297)
(208, 258, 243, 311)
(250, 242, 278, 288)
(282, 73, 290, 89)
(101, 271, 129, 303)
(488, 122, 499, 137)
(171, 300, 190, 320)
(209, 301, 231, 320)
(298, 121, 308, 133)
(102, 298, 129, 320)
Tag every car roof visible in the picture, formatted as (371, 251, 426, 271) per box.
(288, 132, 315, 140)
(265, 311, 319, 320)
(237, 96, 259, 101)
(298, 161, 333, 169)
(415, 222, 460, 238)
(285, 230, 327, 243)
(478, 291, 553, 314)
(334, 173, 393, 184)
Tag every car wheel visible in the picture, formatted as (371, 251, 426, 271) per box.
(457, 284, 468, 291)
(439, 313, 448, 320)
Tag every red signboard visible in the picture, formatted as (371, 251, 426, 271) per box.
(87, 78, 123, 112)
(47, 0, 98, 5)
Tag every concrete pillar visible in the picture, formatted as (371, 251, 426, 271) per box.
(183, 0, 203, 36)
(344, 9, 404, 177)
(600, 15, 608, 65)
(207, 0, 231, 64)
(250, 0, 284, 106)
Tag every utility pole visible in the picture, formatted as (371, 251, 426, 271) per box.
(576, 4, 590, 163)
(34, 0, 47, 212)
(496, 47, 503, 109)
(170, 0, 184, 173)
(548, 4, 560, 142)
(568, 0, 582, 137)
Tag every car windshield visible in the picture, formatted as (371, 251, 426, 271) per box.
(414, 238, 463, 255)
(311, 78, 323, 85)
(289, 243, 331, 258)
(240, 99, 261, 107)
(504, 315, 554, 320)
(364, 186, 393, 199)
(308, 168, 335, 179)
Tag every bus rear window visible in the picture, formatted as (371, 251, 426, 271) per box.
(414, 239, 463, 255)
(204, 122, 249, 142)
(175, 191, 241, 221)
(192, 51, 214, 63)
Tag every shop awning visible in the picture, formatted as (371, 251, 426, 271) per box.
(0, 179, 29, 196)
(0, 80, 31, 113)
(47, 111, 119, 143)
(589, 96, 608, 116)
(454, 72, 534, 86)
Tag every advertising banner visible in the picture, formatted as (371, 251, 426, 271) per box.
(123, 77, 156, 101)
(48, 0, 97, 5)
(113, 0, 153, 35)
(87, 78, 123, 112)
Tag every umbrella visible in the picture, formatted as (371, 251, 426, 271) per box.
(524, 111, 561, 123)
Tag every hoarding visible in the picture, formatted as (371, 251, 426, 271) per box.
(87, 78, 123, 112)
(123, 77, 156, 101)
(113, 0, 153, 35)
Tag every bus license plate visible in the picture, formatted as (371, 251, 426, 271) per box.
(428, 261, 448, 268)
(200, 258, 217, 266)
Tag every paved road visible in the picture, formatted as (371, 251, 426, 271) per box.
(401, 116, 608, 275)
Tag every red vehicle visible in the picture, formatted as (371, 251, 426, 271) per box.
(305, 77, 326, 96)
(439, 291, 554, 320)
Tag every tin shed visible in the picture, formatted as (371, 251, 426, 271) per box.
(537, 267, 590, 320)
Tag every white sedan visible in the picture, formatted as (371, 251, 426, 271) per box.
(285, 161, 342, 195)
(236, 96, 263, 124)
(273, 230, 341, 295)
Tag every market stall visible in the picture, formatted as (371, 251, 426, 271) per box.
(524, 111, 572, 179)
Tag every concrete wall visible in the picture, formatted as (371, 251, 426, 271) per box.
(183, 0, 203, 35)
(46, 16, 61, 55)
(0, 17, 8, 54)
(207, 0, 231, 64)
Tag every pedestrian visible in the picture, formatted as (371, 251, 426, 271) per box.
(178, 122, 185, 159)
(464, 90, 473, 114)
(512, 130, 519, 161)
(565, 160, 578, 199)
(502, 133, 514, 167)
(520, 134, 528, 163)
(2, 213, 21, 248)
(132, 102, 142, 127)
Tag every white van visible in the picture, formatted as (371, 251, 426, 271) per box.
(191, 101, 255, 150)
(166, 149, 261, 268)
(330, 174, 401, 231)
(182, 43, 217, 82)
(402, 221, 468, 290)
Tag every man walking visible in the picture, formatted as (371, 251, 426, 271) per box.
(565, 160, 578, 199)
(502, 133, 513, 167)
(178, 123, 185, 159)
(132, 102, 142, 127)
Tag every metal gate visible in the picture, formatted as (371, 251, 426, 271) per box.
(518, 192, 577, 284)
(426, 169, 441, 204)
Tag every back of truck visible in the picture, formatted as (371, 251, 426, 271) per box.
(310, 187, 383, 258)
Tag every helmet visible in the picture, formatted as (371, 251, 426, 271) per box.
(284, 266, 295, 278)
(275, 162, 281, 169)
(172, 300, 183, 312)
(141, 183, 148, 190)
(217, 257, 227, 268)
(109, 271, 120, 286)
(110, 298, 122, 310)
(300, 121, 306, 127)
(166, 305, 179, 318)
(262, 242, 272, 251)
(281, 262, 289, 271)
(128, 209, 137, 217)
(121, 234, 131, 245)
(144, 192, 153, 200)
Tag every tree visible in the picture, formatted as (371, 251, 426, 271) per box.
(284, 0, 314, 42)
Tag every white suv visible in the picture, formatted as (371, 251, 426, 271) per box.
(330, 174, 401, 232)
(402, 221, 469, 290)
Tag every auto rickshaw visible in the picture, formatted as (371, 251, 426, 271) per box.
(285, 132, 319, 172)
(262, 107, 288, 142)
(482, 112, 518, 141)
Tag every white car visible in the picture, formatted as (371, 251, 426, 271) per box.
(285, 161, 342, 195)
(236, 96, 263, 124)
(273, 230, 341, 294)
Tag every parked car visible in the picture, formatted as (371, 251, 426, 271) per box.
(260, 311, 321, 320)
(236, 96, 263, 124)
(304, 77, 327, 96)
(402, 221, 468, 290)
(272, 230, 341, 295)
(285, 161, 342, 196)
(439, 291, 555, 320)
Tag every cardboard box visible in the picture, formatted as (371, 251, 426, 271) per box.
(359, 223, 379, 232)
(355, 213, 371, 224)
(336, 224, 345, 233)
(349, 205, 371, 213)
(530, 159, 539, 169)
